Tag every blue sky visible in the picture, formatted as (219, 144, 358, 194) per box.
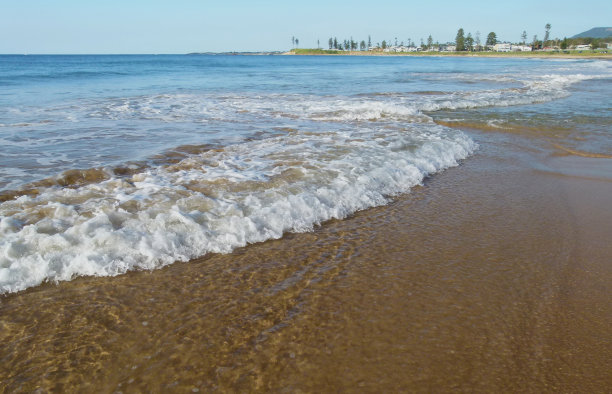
(1, 0, 610, 53)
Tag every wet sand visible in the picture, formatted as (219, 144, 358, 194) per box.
(1, 128, 611, 392)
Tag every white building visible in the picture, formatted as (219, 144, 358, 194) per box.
(511, 45, 532, 52)
(575, 44, 592, 50)
(383, 45, 422, 53)
(493, 43, 511, 52)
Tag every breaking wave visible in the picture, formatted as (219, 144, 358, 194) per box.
(1, 124, 475, 293)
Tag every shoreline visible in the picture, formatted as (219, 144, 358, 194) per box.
(1, 124, 611, 391)
(284, 49, 612, 60)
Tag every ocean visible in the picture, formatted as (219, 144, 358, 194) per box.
(0, 55, 610, 294)
(2, 54, 612, 391)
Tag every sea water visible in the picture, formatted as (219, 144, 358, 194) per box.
(0, 55, 610, 293)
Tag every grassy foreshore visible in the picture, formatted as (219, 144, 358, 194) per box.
(288, 48, 612, 58)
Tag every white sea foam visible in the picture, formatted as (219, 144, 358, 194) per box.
(2, 71, 593, 127)
(72, 73, 606, 123)
(0, 124, 475, 293)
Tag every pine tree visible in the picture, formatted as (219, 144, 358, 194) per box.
(455, 28, 465, 51)
(521, 30, 527, 45)
(465, 33, 474, 51)
(486, 32, 497, 47)
(427, 35, 433, 50)
(329, 38, 333, 49)
(368, 35, 371, 49)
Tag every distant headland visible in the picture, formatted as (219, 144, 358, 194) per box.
(187, 51, 285, 56)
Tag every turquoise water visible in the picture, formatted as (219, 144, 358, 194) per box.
(0, 55, 610, 293)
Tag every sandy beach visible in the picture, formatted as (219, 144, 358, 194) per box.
(1, 123, 611, 392)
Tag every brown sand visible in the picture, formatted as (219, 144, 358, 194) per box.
(1, 129, 611, 392)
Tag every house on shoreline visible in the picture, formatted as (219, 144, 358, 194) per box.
(492, 43, 532, 52)
(438, 44, 456, 52)
(382, 45, 421, 53)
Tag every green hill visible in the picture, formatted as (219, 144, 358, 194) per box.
(571, 27, 612, 39)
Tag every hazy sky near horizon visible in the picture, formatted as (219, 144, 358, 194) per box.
(1, 0, 610, 53)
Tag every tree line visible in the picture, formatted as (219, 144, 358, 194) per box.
(454, 24, 555, 51)
(292, 23, 609, 52)
(324, 35, 429, 51)
(459, 24, 609, 50)
(326, 36, 372, 51)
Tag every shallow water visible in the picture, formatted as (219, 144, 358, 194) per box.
(1, 55, 610, 294)
(1, 128, 611, 392)
(1, 55, 612, 391)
